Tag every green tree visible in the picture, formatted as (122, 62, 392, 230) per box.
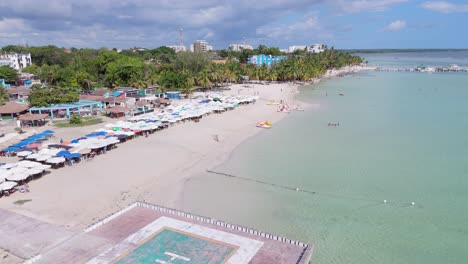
(0, 66, 18, 83)
(0, 87, 9, 104)
(29, 86, 79, 107)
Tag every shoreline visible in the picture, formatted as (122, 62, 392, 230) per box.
(0, 82, 303, 230)
(0, 65, 360, 231)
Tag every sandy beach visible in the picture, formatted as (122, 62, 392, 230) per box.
(0, 82, 304, 231)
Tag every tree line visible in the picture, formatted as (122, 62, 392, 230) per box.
(1, 45, 362, 106)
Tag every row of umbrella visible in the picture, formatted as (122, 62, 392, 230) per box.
(2, 130, 54, 153)
(0, 161, 51, 191)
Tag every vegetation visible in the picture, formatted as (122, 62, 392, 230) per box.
(0, 65, 18, 83)
(53, 116, 103, 128)
(28, 85, 79, 107)
(0, 87, 8, 104)
(2, 44, 362, 95)
(69, 113, 83, 125)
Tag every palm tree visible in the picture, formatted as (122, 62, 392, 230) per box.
(197, 70, 212, 90)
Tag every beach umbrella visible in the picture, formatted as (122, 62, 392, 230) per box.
(26, 143, 41, 149)
(46, 157, 66, 164)
(17, 160, 42, 168)
(0, 163, 17, 169)
(3, 146, 20, 152)
(0, 181, 17, 191)
(17, 150, 33, 157)
(6, 173, 30, 182)
(28, 168, 45, 175)
(36, 164, 51, 170)
(78, 148, 91, 155)
(56, 150, 71, 157)
(36, 155, 52, 162)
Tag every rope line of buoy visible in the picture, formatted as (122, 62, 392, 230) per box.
(206, 170, 420, 209)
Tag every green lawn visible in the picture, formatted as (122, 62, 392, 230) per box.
(53, 116, 103, 128)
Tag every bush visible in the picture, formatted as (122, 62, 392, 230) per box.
(69, 114, 82, 125)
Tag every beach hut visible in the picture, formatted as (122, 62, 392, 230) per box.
(18, 113, 49, 128)
(166, 92, 180, 100)
(0, 102, 29, 120)
(106, 106, 130, 118)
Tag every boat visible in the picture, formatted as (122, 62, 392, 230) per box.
(256, 121, 272, 129)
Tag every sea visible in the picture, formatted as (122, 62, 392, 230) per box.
(181, 51, 468, 264)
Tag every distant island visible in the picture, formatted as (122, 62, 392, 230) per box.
(341, 49, 468, 54)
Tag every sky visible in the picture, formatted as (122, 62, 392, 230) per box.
(0, 0, 467, 49)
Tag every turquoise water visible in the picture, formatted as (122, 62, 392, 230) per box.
(182, 53, 468, 263)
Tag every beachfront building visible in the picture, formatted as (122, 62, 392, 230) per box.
(229, 44, 254, 52)
(248, 54, 286, 66)
(6, 87, 31, 102)
(283, 44, 325, 54)
(287, 45, 308, 53)
(0, 78, 11, 88)
(28, 100, 103, 119)
(309, 44, 325, 53)
(167, 45, 187, 53)
(191, 40, 213, 52)
(0, 53, 32, 70)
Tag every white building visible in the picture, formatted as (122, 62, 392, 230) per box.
(229, 44, 254, 52)
(167, 45, 187, 53)
(287, 46, 308, 53)
(308, 44, 325, 53)
(0, 53, 32, 70)
(192, 40, 213, 52)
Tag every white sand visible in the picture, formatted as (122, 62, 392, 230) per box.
(0, 83, 303, 230)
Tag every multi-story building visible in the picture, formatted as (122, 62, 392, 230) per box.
(308, 44, 325, 53)
(167, 45, 187, 53)
(192, 40, 213, 52)
(287, 46, 308, 53)
(248, 54, 286, 66)
(0, 53, 32, 70)
(284, 45, 325, 54)
(229, 44, 254, 52)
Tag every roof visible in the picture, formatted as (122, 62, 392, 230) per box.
(91, 88, 110, 96)
(106, 106, 130, 113)
(102, 97, 126, 103)
(155, 98, 171, 104)
(6, 87, 31, 95)
(116, 87, 139, 92)
(80, 95, 105, 102)
(28, 100, 101, 111)
(0, 102, 29, 114)
(18, 113, 49, 121)
(135, 100, 150, 107)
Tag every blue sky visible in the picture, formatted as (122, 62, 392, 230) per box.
(0, 0, 467, 49)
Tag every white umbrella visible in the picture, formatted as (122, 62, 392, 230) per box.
(0, 163, 17, 169)
(28, 168, 45, 175)
(17, 151, 32, 157)
(17, 160, 42, 168)
(36, 155, 52, 162)
(46, 157, 65, 164)
(6, 173, 30, 182)
(0, 181, 17, 191)
(8, 167, 28, 175)
(38, 164, 51, 170)
(26, 153, 41, 160)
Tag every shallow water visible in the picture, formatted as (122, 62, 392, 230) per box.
(182, 53, 468, 263)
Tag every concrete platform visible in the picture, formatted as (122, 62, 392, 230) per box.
(1, 203, 313, 264)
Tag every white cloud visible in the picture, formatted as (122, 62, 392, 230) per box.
(383, 20, 407, 31)
(421, 1, 468, 13)
(334, 0, 408, 13)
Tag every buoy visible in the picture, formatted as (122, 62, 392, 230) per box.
(296, 188, 300, 191)
(411, 202, 416, 206)
(383, 200, 387, 204)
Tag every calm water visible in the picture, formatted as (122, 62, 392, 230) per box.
(182, 53, 468, 264)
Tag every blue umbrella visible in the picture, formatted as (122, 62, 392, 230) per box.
(56, 150, 71, 157)
(3, 147, 20, 152)
(43, 130, 54, 134)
